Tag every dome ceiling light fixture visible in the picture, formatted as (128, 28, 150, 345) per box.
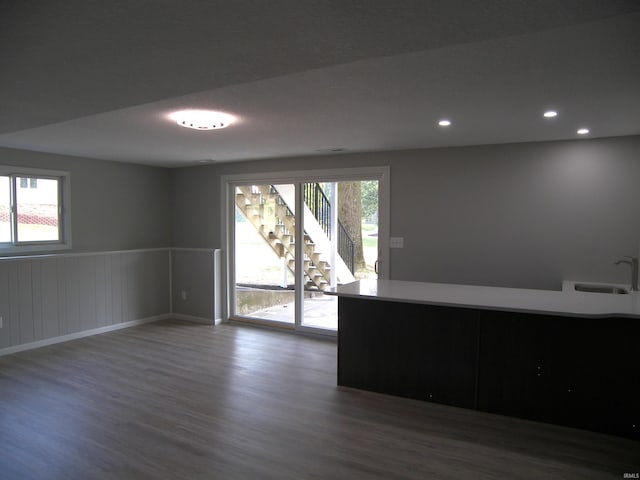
(169, 110, 236, 130)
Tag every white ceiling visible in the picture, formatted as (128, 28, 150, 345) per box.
(1, 1, 639, 167)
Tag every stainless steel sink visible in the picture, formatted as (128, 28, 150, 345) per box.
(574, 284, 629, 294)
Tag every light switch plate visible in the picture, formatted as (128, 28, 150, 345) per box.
(390, 237, 404, 249)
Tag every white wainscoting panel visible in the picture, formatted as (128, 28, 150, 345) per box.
(0, 249, 171, 353)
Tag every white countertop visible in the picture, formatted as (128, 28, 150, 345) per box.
(327, 279, 640, 318)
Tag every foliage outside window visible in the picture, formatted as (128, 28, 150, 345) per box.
(0, 166, 71, 253)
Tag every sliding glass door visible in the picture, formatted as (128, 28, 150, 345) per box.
(300, 181, 379, 330)
(225, 168, 388, 334)
(234, 184, 296, 324)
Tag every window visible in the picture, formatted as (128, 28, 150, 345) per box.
(0, 166, 71, 253)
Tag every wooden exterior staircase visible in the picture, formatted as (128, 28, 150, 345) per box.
(235, 185, 332, 290)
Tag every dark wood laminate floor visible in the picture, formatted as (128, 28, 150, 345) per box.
(0, 320, 638, 480)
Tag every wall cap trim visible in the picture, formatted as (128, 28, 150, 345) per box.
(0, 247, 171, 262)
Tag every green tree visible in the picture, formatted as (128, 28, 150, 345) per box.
(338, 182, 365, 271)
(360, 180, 378, 223)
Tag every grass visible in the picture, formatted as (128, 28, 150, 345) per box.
(235, 222, 292, 286)
(235, 220, 380, 285)
(361, 223, 378, 270)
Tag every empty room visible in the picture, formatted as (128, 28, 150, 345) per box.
(1, 1, 640, 479)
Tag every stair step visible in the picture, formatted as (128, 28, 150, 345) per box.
(305, 281, 328, 291)
(235, 186, 334, 286)
(289, 259, 311, 269)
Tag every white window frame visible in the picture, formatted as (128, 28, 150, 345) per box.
(0, 165, 72, 254)
(221, 166, 390, 334)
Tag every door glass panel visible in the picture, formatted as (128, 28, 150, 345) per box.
(360, 180, 380, 279)
(15, 176, 60, 242)
(234, 184, 295, 324)
(301, 180, 379, 330)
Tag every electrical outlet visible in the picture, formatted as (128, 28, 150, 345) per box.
(390, 237, 404, 249)
(181, 290, 187, 301)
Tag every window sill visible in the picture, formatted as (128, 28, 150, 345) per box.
(0, 242, 72, 257)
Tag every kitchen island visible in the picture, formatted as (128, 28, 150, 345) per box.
(329, 279, 640, 440)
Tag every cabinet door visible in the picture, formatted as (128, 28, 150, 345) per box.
(479, 312, 640, 440)
(338, 298, 478, 408)
(549, 317, 640, 440)
(536, 317, 590, 428)
(417, 304, 479, 408)
(598, 318, 640, 440)
(477, 310, 554, 421)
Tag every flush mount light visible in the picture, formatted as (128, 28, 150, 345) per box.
(438, 119, 452, 127)
(577, 128, 590, 135)
(543, 110, 558, 118)
(169, 110, 235, 130)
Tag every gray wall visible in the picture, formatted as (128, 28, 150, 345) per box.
(0, 148, 173, 353)
(171, 249, 221, 323)
(1, 147, 171, 253)
(170, 135, 640, 291)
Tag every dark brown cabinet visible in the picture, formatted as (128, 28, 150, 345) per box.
(476, 311, 553, 421)
(477, 311, 640, 438)
(338, 298, 479, 409)
(338, 297, 640, 440)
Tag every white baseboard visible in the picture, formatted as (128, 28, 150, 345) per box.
(172, 313, 219, 325)
(0, 314, 172, 357)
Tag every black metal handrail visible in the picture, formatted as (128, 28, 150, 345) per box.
(338, 221, 355, 274)
(303, 183, 331, 238)
(302, 183, 355, 273)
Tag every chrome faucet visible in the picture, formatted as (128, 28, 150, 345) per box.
(614, 256, 639, 291)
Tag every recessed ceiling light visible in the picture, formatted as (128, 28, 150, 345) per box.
(543, 110, 558, 118)
(577, 128, 590, 135)
(169, 110, 235, 130)
(438, 119, 452, 127)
